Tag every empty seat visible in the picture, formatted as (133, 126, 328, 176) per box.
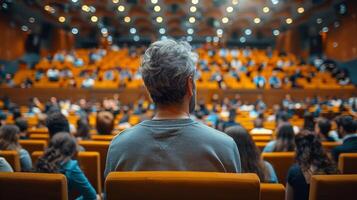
(0, 172, 68, 200)
(31, 151, 102, 195)
(19, 140, 47, 155)
(0, 150, 21, 171)
(105, 172, 260, 200)
(309, 175, 357, 200)
(260, 183, 285, 200)
(78, 141, 109, 184)
(262, 152, 295, 184)
(338, 153, 357, 174)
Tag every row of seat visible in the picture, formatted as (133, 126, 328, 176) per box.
(1, 172, 356, 200)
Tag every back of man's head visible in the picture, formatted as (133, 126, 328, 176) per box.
(254, 118, 264, 128)
(336, 115, 357, 135)
(46, 112, 70, 138)
(96, 111, 114, 135)
(317, 118, 331, 136)
(140, 39, 197, 106)
(15, 118, 28, 133)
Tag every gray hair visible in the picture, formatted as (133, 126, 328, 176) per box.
(140, 39, 197, 105)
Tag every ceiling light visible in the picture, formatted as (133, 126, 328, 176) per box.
(187, 28, 194, 34)
(130, 28, 136, 34)
(58, 16, 66, 23)
(206, 36, 212, 42)
(89, 6, 96, 13)
(187, 36, 193, 42)
(297, 7, 304, 14)
(189, 17, 196, 23)
(254, 18, 261, 24)
(222, 17, 229, 23)
(29, 17, 35, 23)
(44, 5, 51, 11)
(112, 0, 119, 3)
(316, 18, 322, 24)
(213, 36, 219, 43)
(232, 0, 238, 5)
(117, 5, 125, 12)
(190, 6, 197, 13)
(81, 5, 90, 12)
(71, 0, 78, 2)
(151, 0, 158, 4)
(101, 28, 108, 35)
(322, 27, 329, 32)
(192, 0, 199, 5)
(216, 28, 223, 36)
(286, 18, 293, 24)
(21, 25, 29, 32)
(161, 35, 167, 40)
(226, 6, 233, 13)
(271, 0, 279, 5)
(156, 16, 163, 23)
(133, 35, 140, 42)
(273, 29, 280, 36)
(245, 29, 252, 35)
(263, 7, 269, 13)
(124, 16, 131, 23)
(159, 28, 165, 34)
(91, 16, 98, 22)
(240, 36, 246, 43)
(154, 5, 161, 12)
(71, 28, 79, 35)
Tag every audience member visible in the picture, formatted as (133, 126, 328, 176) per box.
(0, 125, 32, 171)
(269, 71, 281, 89)
(15, 118, 29, 139)
(36, 133, 96, 199)
(332, 115, 357, 161)
(75, 118, 91, 140)
(105, 40, 241, 178)
(250, 118, 273, 135)
(286, 131, 339, 200)
(315, 118, 338, 142)
(46, 112, 70, 138)
(253, 73, 266, 88)
(0, 157, 13, 172)
(46, 67, 60, 82)
(225, 126, 278, 183)
(263, 123, 295, 152)
(96, 111, 114, 135)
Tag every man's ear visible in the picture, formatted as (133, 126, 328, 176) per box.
(187, 76, 194, 96)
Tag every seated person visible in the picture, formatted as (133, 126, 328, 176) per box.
(0, 157, 13, 172)
(96, 111, 114, 135)
(36, 133, 96, 200)
(263, 123, 295, 152)
(15, 118, 29, 139)
(332, 115, 357, 161)
(253, 73, 266, 88)
(81, 75, 95, 88)
(315, 118, 339, 142)
(104, 70, 115, 81)
(269, 71, 281, 89)
(105, 40, 241, 178)
(0, 125, 32, 171)
(46, 67, 60, 82)
(286, 131, 339, 200)
(250, 118, 273, 135)
(226, 126, 277, 183)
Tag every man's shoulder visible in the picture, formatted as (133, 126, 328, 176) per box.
(193, 122, 235, 143)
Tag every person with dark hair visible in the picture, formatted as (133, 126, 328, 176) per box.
(12, 107, 22, 121)
(36, 133, 96, 199)
(332, 115, 357, 161)
(303, 111, 315, 131)
(105, 39, 241, 178)
(250, 118, 273, 135)
(46, 112, 70, 138)
(15, 118, 29, 139)
(315, 118, 337, 142)
(0, 125, 32, 171)
(263, 123, 295, 152)
(221, 109, 239, 131)
(96, 111, 114, 135)
(76, 118, 91, 140)
(286, 131, 339, 200)
(225, 126, 277, 183)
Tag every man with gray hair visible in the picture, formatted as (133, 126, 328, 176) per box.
(104, 39, 241, 177)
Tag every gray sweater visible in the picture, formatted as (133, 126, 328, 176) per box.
(105, 118, 241, 178)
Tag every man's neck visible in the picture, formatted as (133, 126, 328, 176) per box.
(153, 104, 190, 120)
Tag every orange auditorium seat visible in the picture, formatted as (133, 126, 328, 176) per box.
(19, 140, 47, 155)
(31, 151, 102, 195)
(0, 172, 68, 200)
(29, 133, 49, 141)
(309, 175, 357, 200)
(338, 153, 357, 174)
(91, 135, 115, 141)
(321, 142, 341, 152)
(262, 152, 295, 184)
(0, 150, 21, 172)
(260, 183, 285, 200)
(105, 172, 260, 200)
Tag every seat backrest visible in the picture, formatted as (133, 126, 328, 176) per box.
(19, 140, 47, 155)
(262, 152, 295, 184)
(321, 142, 340, 152)
(31, 151, 102, 195)
(0, 150, 21, 172)
(309, 175, 357, 200)
(260, 183, 285, 200)
(0, 172, 68, 200)
(338, 153, 357, 174)
(91, 135, 114, 141)
(105, 172, 260, 200)
(29, 134, 49, 141)
(78, 141, 109, 184)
